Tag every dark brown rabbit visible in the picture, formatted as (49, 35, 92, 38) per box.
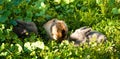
(13, 20, 38, 39)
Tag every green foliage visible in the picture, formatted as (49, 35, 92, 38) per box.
(0, 0, 120, 59)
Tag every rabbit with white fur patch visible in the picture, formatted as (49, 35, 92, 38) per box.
(70, 26, 107, 46)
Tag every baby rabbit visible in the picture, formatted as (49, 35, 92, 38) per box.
(70, 26, 106, 46)
(13, 20, 38, 39)
(43, 19, 68, 42)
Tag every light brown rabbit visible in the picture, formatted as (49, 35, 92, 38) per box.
(43, 19, 68, 42)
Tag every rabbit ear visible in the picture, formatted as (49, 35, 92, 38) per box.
(79, 26, 88, 30)
(16, 20, 26, 25)
(82, 28, 91, 34)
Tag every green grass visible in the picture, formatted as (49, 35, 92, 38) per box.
(0, 0, 120, 59)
